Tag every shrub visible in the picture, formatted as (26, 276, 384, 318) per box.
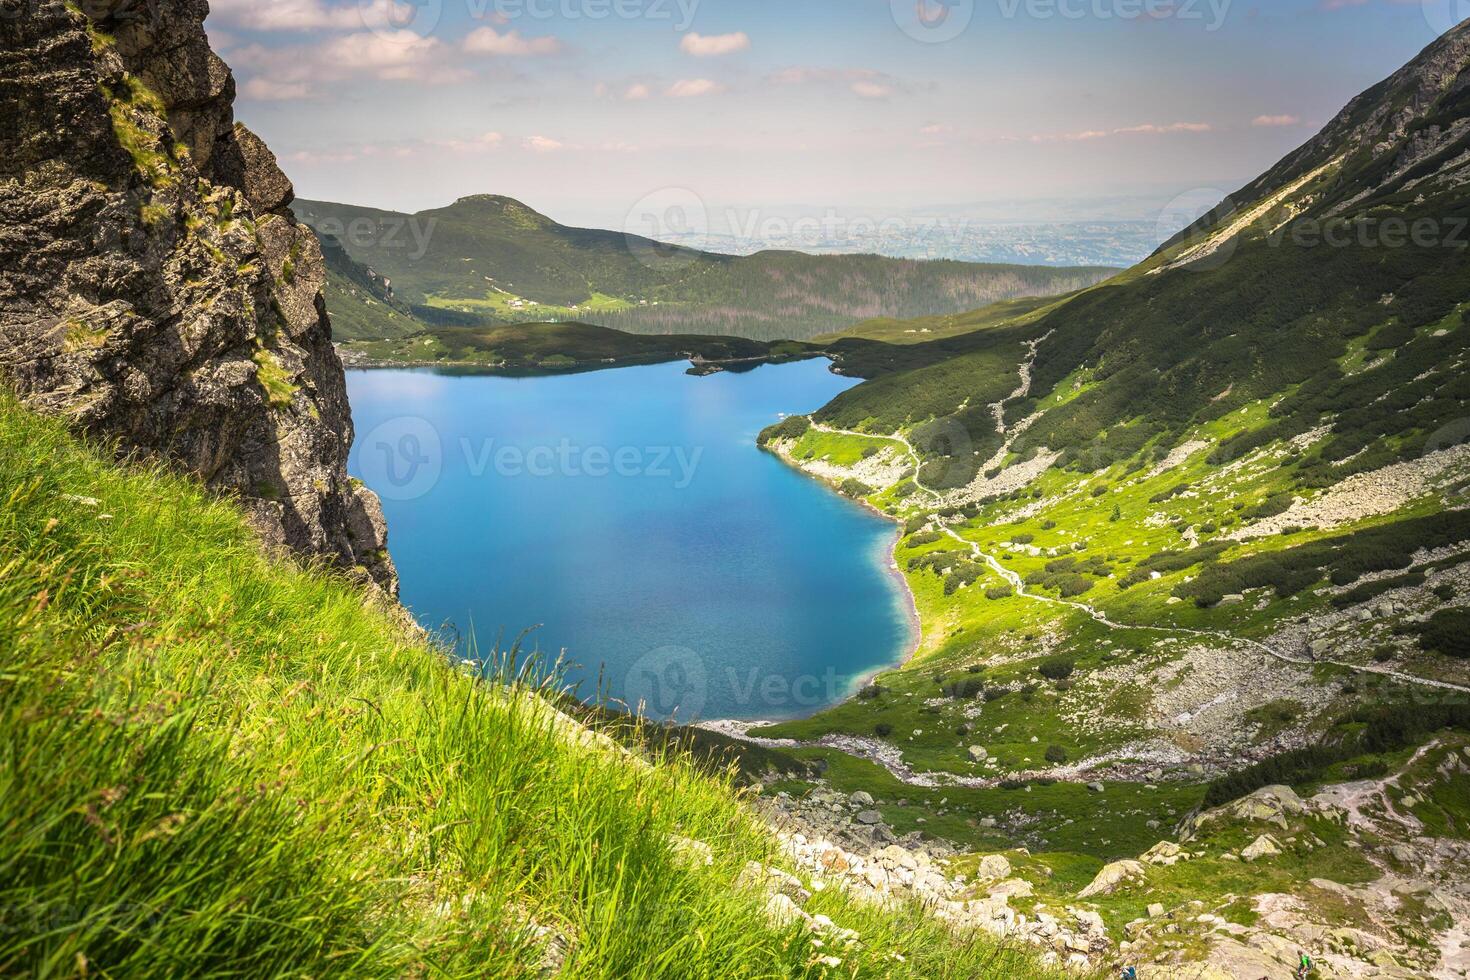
(942, 677, 986, 700)
(1038, 657, 1075, 681)
(1246, 491, 1295, 521)
(1148, 483, 1190, 504)
(906, 530, 942, 548)
(857, 684, 885, 700)
(1044, 745, 1067, 764)
(875, 723, 893, 738)
(839, 478, 875, 499)
(1416, 609, 1470, 658)
(985, 585, 1014, 600)
(756, 414, 810, 446)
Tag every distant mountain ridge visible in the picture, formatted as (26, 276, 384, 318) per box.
(293, 195, 1115, 342)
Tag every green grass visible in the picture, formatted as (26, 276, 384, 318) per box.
(0, 393, 1066, 978)
(251, 348, 297, 408)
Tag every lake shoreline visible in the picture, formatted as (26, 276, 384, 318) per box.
(756, 443, 924, 704)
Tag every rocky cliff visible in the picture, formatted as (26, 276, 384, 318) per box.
(0, 0, 396, 591)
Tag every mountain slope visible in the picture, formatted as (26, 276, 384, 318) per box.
(317, 229, 426, 341)
(746, 26, 1470, 977)
(293, 196, 1115, 342)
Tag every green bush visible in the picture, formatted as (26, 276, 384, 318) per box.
(1416, 609, 1470, 658)
(1044, 745, 1067, 764)
(942, 676, 986, 700)
(756, 413, 810, 446)
(1037, 657, 1076, 681)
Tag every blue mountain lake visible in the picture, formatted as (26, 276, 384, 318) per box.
(346, 359, 914, 721)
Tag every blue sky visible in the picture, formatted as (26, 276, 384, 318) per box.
(207, 0, 1463, 227)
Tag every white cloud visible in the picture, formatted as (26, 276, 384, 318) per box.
(769, 67, 905, 99)
(1013, 122, 1211, 143)
(624, 82, 652, 101)
(230, 29, 467, 99)
(666, 78, 726, 98)
(679, 31, 750, 56)
(433, 132, 505, 153)
(850, 80, 892, 100)
(242, 77, 311, 101)
(321, 30, 467, 82)
(207, 0, 362, 31)
(209, 0, 436, 33)
(463, 26, 563, 56)
(1253, 114, 1302, 127)
(1113, 122, 1212, 135)
(523, 135, 567, 152)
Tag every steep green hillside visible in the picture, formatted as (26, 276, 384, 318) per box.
(736, 31, 1470, 973)
(0, 391, 1067, 978)
(317, 230, 426, 341)
(292, 196, 1114, 342)
(813, 26, 1470, 484)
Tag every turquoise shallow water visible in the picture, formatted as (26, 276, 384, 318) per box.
(346, 359, 912, 721)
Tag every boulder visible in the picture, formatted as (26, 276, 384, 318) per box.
(988, 878, 1033, 899)
(976, 854, 1012, 881)
(1077, 859, 1146, 898)
(1186, 784, 1308, 837)
(1141, 840, 1186, 866)
(967, 745, 989, 762)
(854, 809, 883, 826)
(848, 790, 874, 808)
(1241, 834, 1283, 862)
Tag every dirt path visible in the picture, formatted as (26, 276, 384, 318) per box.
(940, 526, 1470, 695)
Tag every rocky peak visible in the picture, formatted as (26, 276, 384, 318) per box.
(1165, 19, 1470, 251)
(0, 0, 397, 592)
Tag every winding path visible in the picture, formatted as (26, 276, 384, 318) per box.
(939, 525, 1470, 695)
(743, 332, 1470, 788)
